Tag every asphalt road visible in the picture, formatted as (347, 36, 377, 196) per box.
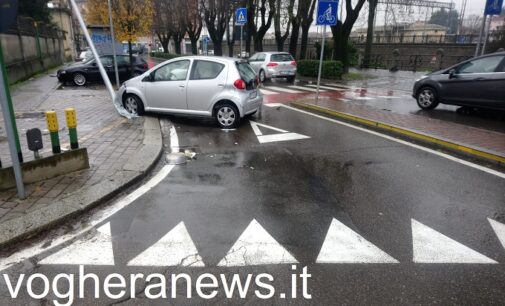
(1, 104, 504, 305)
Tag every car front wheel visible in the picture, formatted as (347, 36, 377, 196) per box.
(124, 94, 145, 116)
(215, 103, 240, 129)
(417, 87, 439, 110)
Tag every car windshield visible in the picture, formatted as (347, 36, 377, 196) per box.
(270, 54, 294, 62)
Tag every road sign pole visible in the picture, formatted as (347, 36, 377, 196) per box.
(475, 13, 487, 57)
(108, 0, 120, 89)
(240, 25, 243, 58)
(482, 15, 492, 56)
(0, 42, 26, 199)
(316, 25, 326, 104)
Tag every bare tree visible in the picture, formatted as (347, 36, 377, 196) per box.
(170, 0, 188, 55)
(244, 0, 276, 53)
(186, 0, 203, 55)
(201, 0, 232, 56)
(363, 0, 379, 68)
(274, 0, 295, 52)
(299, 0, 317, 59)
(153, 0, 172, 53)
(331, 0, 367, 70)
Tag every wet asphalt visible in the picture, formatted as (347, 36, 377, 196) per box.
(1, 104, 504, 305)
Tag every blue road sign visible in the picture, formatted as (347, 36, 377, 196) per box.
(236, 8, 248, 26)
(485, 0, 503, 15)
(203, 36, 210, 44)
(316, 0, 338, 26)
(0, 0, 18, 33)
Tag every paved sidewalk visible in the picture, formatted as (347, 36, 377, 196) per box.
(293, 96, 505, 165)
(0, 73, 162, 245)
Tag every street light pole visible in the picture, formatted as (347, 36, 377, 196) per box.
(108, 0, 120, 89)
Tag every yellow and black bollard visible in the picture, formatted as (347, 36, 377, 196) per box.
(65, 108, 79, 149)
(45, 111, 61, 154)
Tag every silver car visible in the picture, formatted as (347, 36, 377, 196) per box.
(117, 56, 262, 128)
(248, 52, 297, 83)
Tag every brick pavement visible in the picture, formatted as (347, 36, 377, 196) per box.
(0, 73, 148, 225)
(295, 96, 505, 160)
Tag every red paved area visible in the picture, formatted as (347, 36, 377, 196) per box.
(295, 95, 505, 158)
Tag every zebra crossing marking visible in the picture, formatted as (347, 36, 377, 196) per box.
(288, 85, 326, 93)
(259, 89, 280, 96)
(411, 219, 497, 264)
(217, 219, 298, 266)
(306, 84, 345, 91)
(316, 218, 399, 264)
(264, 86, 304, 94)
(127, 222, 204, 267)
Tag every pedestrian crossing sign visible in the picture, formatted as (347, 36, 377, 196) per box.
(236, 8, 247, 25)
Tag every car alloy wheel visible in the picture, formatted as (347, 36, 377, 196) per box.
(417, 88, 438, 109)
(73, 73, 86, 86)
(216, 106, 237, 128)
(124, 96, 139, 115)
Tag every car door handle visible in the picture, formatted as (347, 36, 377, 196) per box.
(179, 85, 185, 88)
(218, 83, 225, 87)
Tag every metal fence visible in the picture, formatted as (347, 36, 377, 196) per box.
(350, 32, 503, 45)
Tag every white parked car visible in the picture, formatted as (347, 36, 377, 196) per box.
(248, 52, 297, 83)
(117, 56, 262, 128)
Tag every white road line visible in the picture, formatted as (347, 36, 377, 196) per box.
(412, 219, 497, 264)
(325, 83, 352, 89)
(263, 103, 283, 108)
(306, 84, 345, 91)
(39, 223, 115, 266)
(217, 219, 298, 266)
(0, 122, 180, 272)
(259, 89, 280, 95)
(288, 85, 326, 93)
(488, 218, 505, 250)
(127, 222, 205, 267)
(377, 96, 400, 99)
(279, 104, 505, 179)
(264, 86, 304, 94)
(317, 218, 399, 264)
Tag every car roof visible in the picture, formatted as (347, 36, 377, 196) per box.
(173, 55, 244, 64)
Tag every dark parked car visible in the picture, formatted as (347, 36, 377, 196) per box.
(57, 55, 148, 86)
(413, 52, 505, 110)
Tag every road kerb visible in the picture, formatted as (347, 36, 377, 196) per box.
(0, 116, 164, 247)
(291, 102, 505, 166)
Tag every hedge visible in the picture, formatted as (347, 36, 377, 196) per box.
(150, 52, 181, 60)
(297, 60, 343, 79)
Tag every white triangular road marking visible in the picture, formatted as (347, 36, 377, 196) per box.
(217, 219, 298, 266)
(488, 218, 505, 250)
(127, 222, 204, 267)
(412, 219, 497, 264)
(316, 218, 398, 263)
(39, 223, 114, 266)
(250, 121, 310, 144)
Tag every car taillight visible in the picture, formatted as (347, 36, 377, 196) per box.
(234, 79, 246, 90)
(291, 61, 297, 66)
(267, 62, 278, 67)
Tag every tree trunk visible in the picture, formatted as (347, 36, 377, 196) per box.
(190, 38, 198, 55)
(128, 41, 134, 77)
(331, 22, 350, 72)
(289, 19, 300, 58)
(174, 38, 182, 54)
(300, 24, 310, 59)
(214, 41, 223, 56)
(363, 0, 378, 68)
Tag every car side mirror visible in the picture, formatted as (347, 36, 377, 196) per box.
(142, 72, 154, 82)
(448, 69, 457, 79)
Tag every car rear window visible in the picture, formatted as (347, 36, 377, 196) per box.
(236, 62, 257, 90)
(271, 54, 294, 62)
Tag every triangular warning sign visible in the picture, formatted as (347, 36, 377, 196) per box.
(39, 223, 115, 266)
(238, 12, 246, 22)
(316, 218, 398, 263)
(488, 218, 505, 250)
(412, 219, 497, 264)
(250, 121, 310, 144)
(127, 222, 204, 267)
(217, 219, 298, 266)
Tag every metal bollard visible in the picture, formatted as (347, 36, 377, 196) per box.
(45, 111, 61, 154)
(65, 108, 79, 149)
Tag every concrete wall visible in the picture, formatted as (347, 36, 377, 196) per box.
(1, 18, 65, 85)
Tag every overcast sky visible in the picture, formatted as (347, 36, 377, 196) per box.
(452, 0, 487, 16)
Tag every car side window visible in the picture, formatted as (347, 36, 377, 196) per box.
(116, 56, 129, 66)
(154, 60, 190, 82)
(457, 56, 505, 74)
(249, 54, 258, 62)
(190, 60, 225, 80)
(257, 54, 266, 62)
(100, 57, 113, 66)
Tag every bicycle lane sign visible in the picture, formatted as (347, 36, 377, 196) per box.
(316, 0, 339, 26)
